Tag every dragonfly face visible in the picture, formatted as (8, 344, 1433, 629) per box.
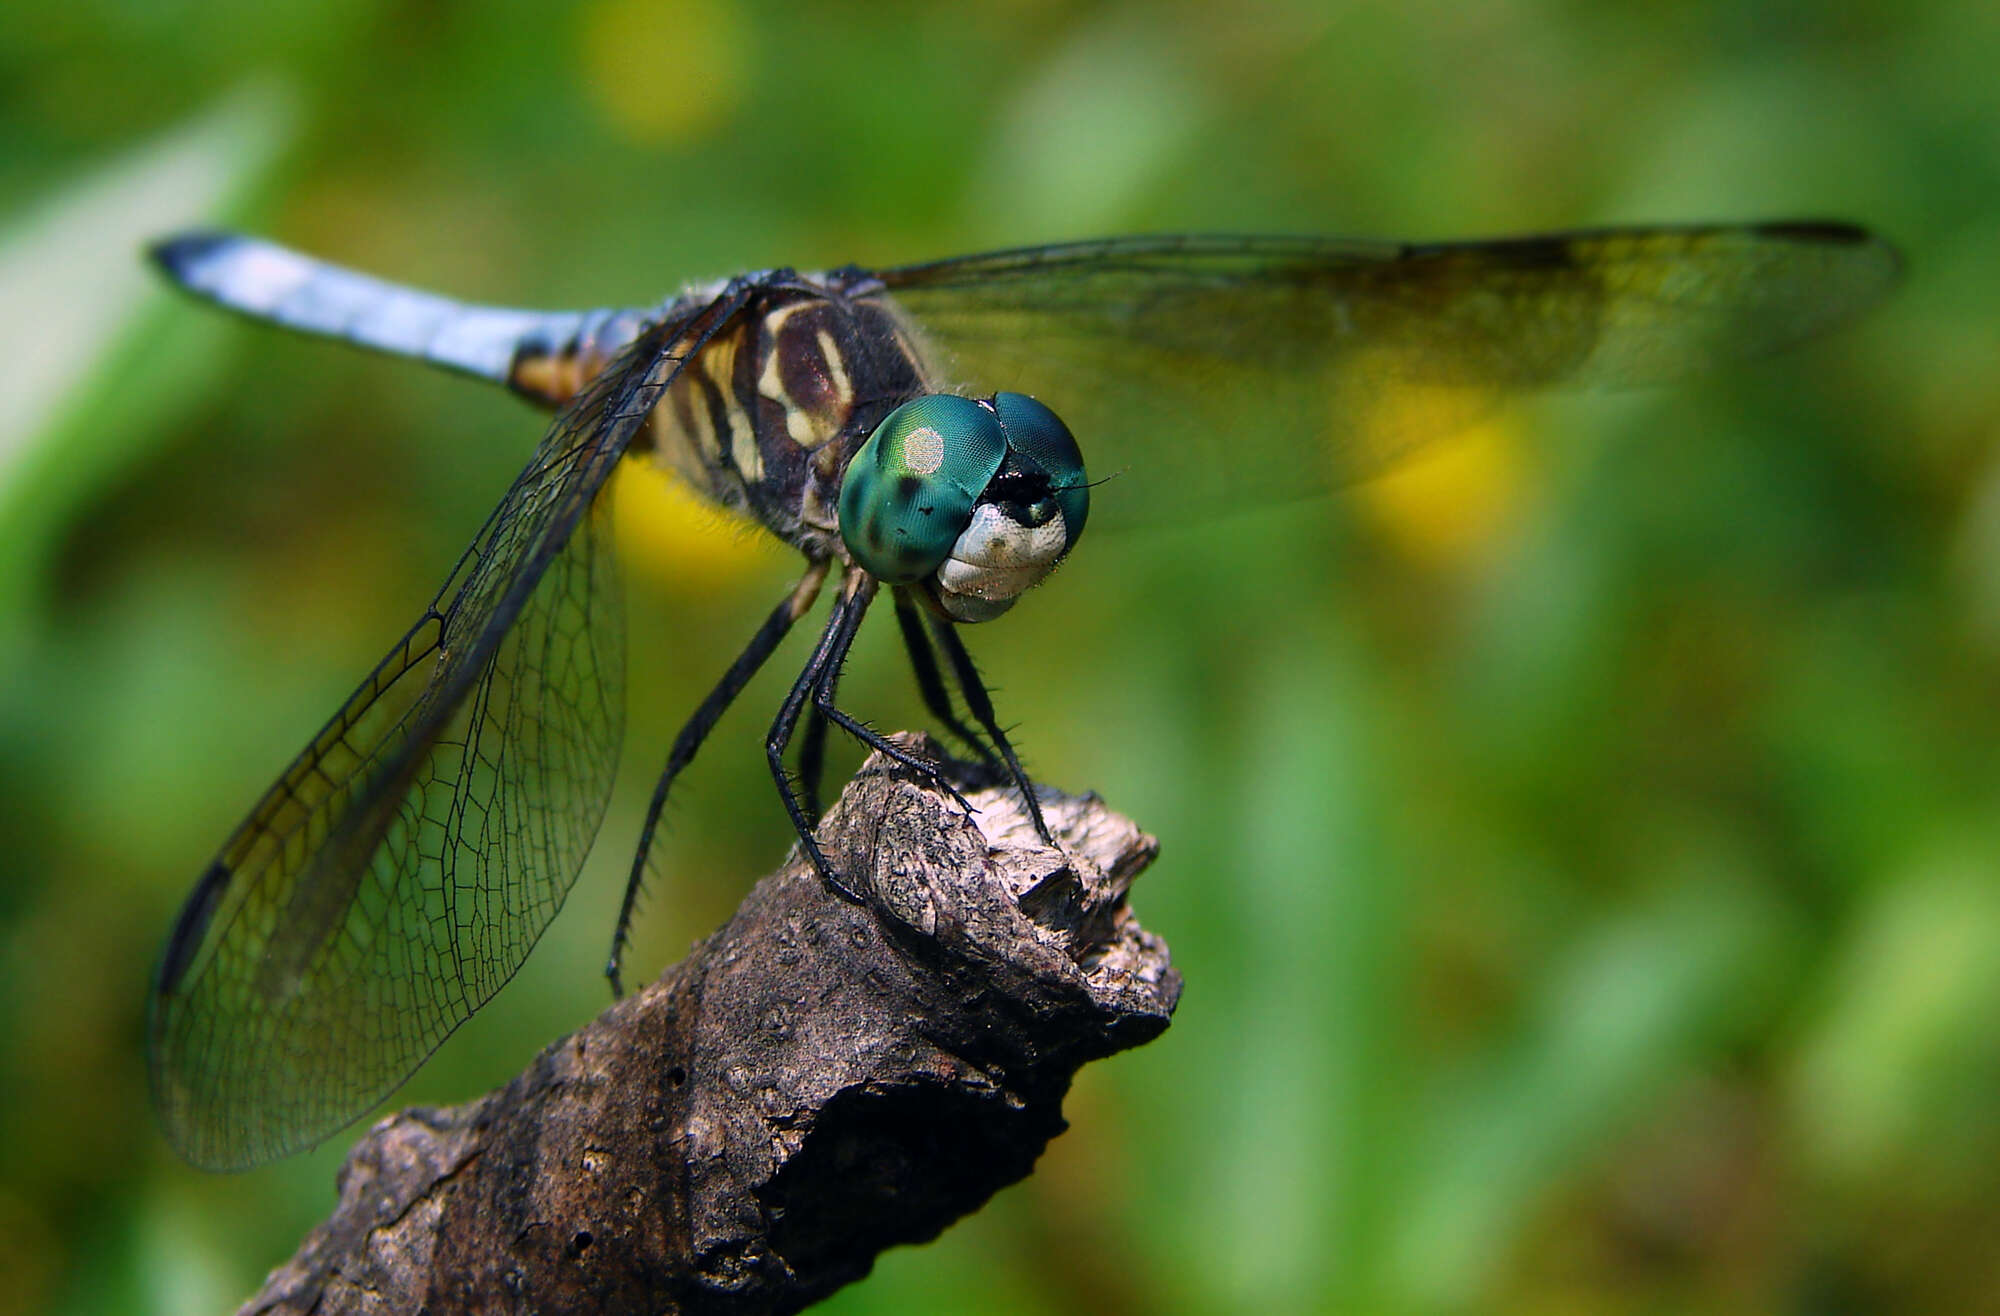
(143, 223, 1900, 1170)
(841, 392, 1089, 622)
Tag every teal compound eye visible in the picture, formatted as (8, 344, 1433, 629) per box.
(991, 392, 1088, 544)
(840, 394, 1008, 583)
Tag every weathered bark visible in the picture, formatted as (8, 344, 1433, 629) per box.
(242, 738, 1179, 1315)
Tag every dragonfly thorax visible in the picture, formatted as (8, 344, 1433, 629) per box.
(642, 280, 932, 559)
(838, 392, 1089, 622)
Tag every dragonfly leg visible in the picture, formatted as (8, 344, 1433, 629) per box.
(797, 708, 831, 820)
(809, 631, 973, 817)
(892, 586, 998, 768)
(607, 560, 830, 996)
(930, 616, 1055, 847)
(769, 570, 976, 901)
(797, 593, 972, 827)
(767, 572, 876, 900)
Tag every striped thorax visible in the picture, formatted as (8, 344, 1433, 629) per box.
(511, 270, 939, 563)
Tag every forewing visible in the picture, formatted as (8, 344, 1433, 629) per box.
(148, 299, 728, 1170)
(878, 225, 1901, 526)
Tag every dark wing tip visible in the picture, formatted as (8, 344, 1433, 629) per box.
(1752, 219, 1878, 246)
(155, 858, 231, 996)
(1757, 218, 1906, 281)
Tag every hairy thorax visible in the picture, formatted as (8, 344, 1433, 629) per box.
(511, 272, 939, 562)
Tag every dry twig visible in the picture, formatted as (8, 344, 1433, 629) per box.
(242, 738, 1179, 1315)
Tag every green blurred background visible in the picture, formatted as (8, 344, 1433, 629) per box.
(1, 1, 1992, 1312)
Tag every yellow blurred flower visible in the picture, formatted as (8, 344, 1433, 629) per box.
(611, 460, 786, 594)
(1354, 390, 1532, 572)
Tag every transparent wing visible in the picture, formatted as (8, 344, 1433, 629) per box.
(147, 297, 733, 1170)
(877, 224, 1901, 526)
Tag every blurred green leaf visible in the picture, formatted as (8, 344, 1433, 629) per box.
(1791, 845, 2000, 1182)
(0, 82, 291, 649)
(1395, 869, 1795, 1307)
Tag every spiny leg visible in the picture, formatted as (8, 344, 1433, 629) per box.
(790, 630, 974, 823)
(930, 614, 1055, 846)
(892, 586, 997, 767)
(797, 707, 831, 819)
(810, 593, 971, 813)
(607, 561, 829, 995)
(768, 571, 972, 898)
(768, 573, 876, 899)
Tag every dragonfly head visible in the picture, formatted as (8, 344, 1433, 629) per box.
(839, 392, 1088, 622)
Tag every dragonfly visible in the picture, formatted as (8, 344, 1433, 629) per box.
(145, 222, 1900, 1170)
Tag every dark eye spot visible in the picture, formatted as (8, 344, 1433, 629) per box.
(895, 475, 922, 500)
